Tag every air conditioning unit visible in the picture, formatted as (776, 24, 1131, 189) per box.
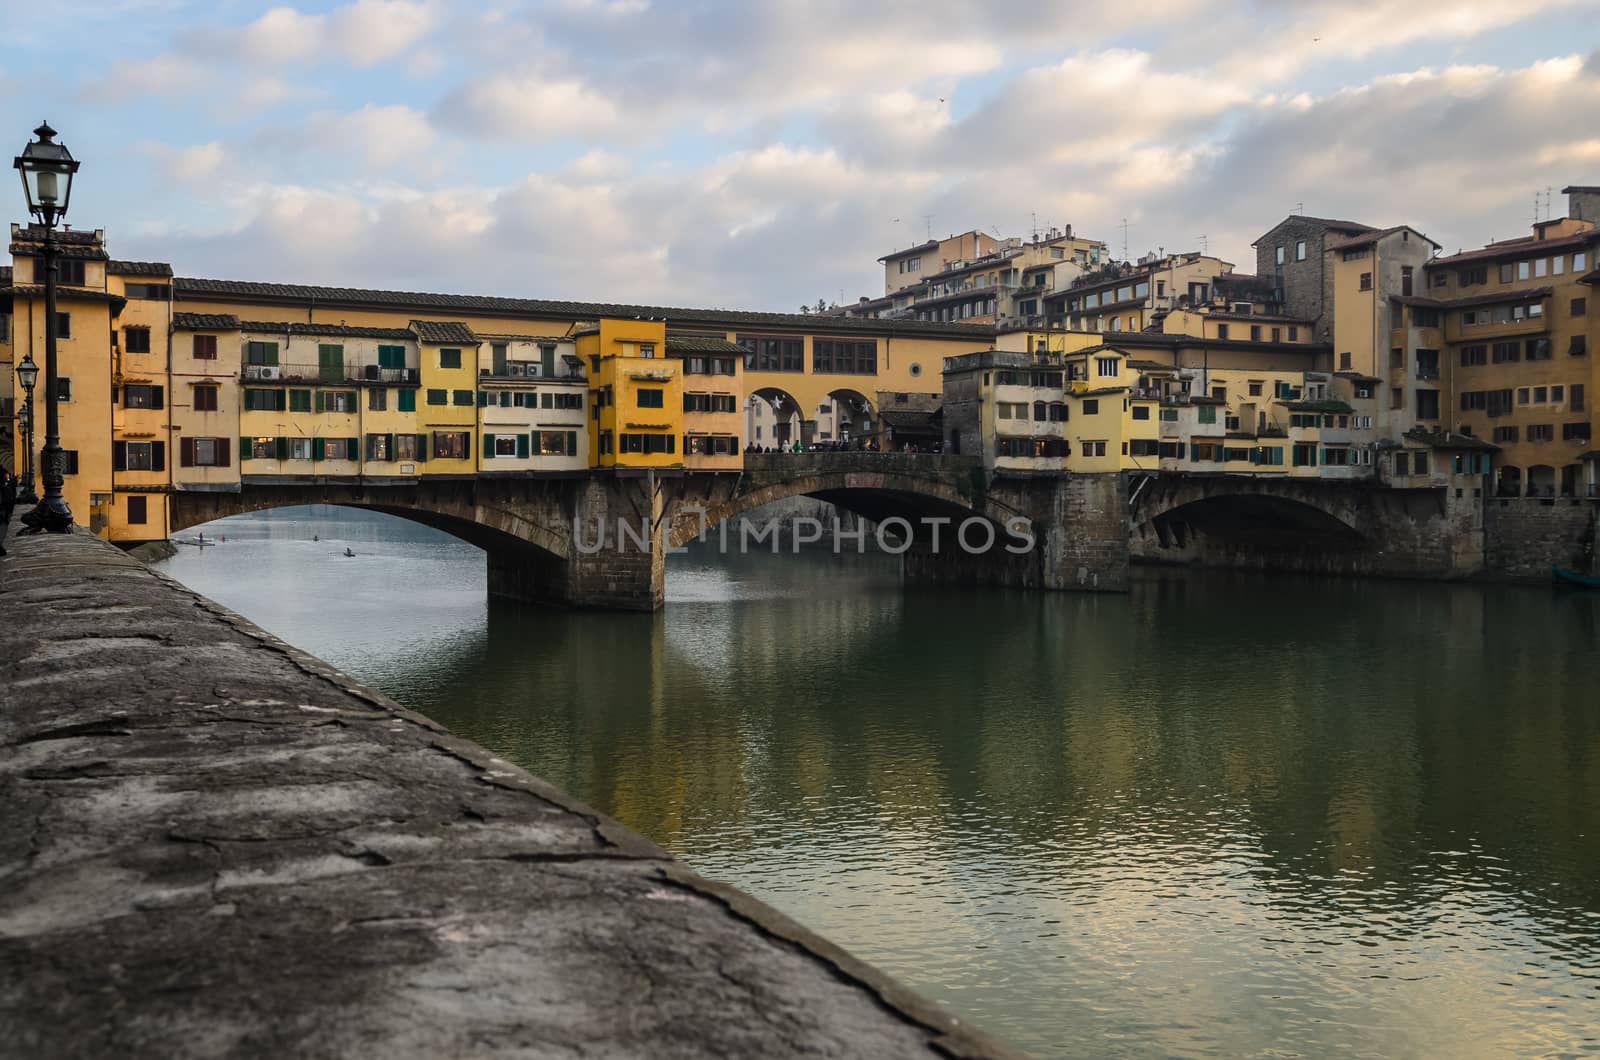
(245, 365, 280, 380)
(526, 363, 543, 377)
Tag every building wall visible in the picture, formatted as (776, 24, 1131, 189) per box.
(169, 324, 242, 495)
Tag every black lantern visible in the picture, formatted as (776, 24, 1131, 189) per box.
(15, 351, 38, 394)
(14, 122, 77, 228)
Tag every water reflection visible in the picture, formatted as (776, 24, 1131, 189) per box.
(159, 506, 1600, 1058)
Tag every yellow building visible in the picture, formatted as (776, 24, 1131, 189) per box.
(413, 320, 479, 476)
(477, 334, 587, 474)
(170, 313, 243, 497)
(6, 224, 118, 535)
(1421, 212, 1598, 497)
(107, 261, 175, 541)
(667, 335, 745, 470)
(581, 318, 683, 469)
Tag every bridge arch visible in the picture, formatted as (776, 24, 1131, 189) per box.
(1132, 475, 1368, 554)
(746, 386, 805, 450)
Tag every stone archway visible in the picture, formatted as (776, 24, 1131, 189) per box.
(746, 386, 804, 450)
(822, 388, 876, 448)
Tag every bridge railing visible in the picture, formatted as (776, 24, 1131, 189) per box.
(742, 451, 980, 478)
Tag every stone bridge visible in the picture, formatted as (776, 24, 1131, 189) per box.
(1130, 473, 1486, 578)
(171, 454, 1132, 610)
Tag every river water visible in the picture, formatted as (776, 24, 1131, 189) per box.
(157, 505, 1600, 1059)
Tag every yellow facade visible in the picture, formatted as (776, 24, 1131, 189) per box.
(581, 319, 683, 469)
(169, 315, 242, 497)
(107, 267, 175, 541)
(415, 324, 480, 476)
(670, 336, 745, 471)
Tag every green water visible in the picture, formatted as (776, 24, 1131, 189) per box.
(159, 506, 1600, 1058)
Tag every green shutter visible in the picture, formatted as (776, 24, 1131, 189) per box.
(347, 438, 359, 461)
(517, 433, 530, 459)
(315, 390, 325, 412)
(416, 434, 428, 461)
(276, 437, 289, 461)
(263, 341, 279, 367)
(478, 390, 490, 407)
(483, 433, 495, 458)
(312, 437, 324, 461)
(240, 436, 251, 460)
(318, 344, 343, 382)
(275, 390, 287, 412)
(567, 431, 577, 457)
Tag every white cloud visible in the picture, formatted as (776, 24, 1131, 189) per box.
(433, 76, 622, 140)
(302, 104, 438, 167)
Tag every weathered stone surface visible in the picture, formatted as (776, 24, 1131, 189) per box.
(1482, 496, 1599, 580)
(0, 528, 1022, 1060)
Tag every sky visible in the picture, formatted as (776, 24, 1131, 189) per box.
(3, 0, 1599, 312)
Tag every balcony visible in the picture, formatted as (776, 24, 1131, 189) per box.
(242, 363, 418, 385)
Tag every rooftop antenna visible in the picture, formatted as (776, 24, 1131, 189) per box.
(1119, 217, 1130, 261)
(1294, 202, 1304, 215)
(1031, 211, 1040, 242)
(924, 214, 934, 241)
(1198, 233, 1209, 255)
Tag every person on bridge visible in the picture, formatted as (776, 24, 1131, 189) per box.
(0, 469, 17, 557)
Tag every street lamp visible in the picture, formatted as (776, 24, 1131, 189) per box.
(14, 352, 39, 504)
(14, 121, 79, 533)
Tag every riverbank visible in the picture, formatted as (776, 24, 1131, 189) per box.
(0, 527, 1020, 1060)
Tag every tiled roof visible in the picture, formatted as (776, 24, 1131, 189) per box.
(1284, 399, 1354, 413)
(1252, 215, 1376, 245)
(1334, 371, 1383, 383)
(478, 333, 570, 343)
(1395, 286, 1553, 310)
(8, 242, 108, 260)
(1326, 225, 1439, 252)
(239, 320, 417, 341)
(1405, 428, 1498, 451)
(409, 320, 478, 344)
(172, 276, 996, 340)
(1429, 230, 1598, 266)
(11, 224, 101, 245)
(172, 312, 241, 331)
(108, 260, 174, 277)
(3, 285, 126, 307)
(665, 336, 747, 355)
(0, 266, 10, 284)
(877, 239, 939, 263)
(1579, 268, 1600, 285)
(878, 409, 942, 436)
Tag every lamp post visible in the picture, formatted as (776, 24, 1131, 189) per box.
(14, 352, 39, 504)
(14, 121, 79, 533)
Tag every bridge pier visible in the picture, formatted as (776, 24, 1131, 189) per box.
(903, 474, 1130, 593)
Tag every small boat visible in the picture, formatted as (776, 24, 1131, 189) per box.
(1552, 565, 1600, 589)
(174, 538, 215, 548)
(343, 548, 356, 558)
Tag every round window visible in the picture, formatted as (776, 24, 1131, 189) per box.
(909, 362, 923, 377)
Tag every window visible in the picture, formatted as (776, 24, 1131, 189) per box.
(250, 437, 276, 460)
(1096, 357, 1118, 377)
(1296, 240, 1306, 261)
(320, 390, 354, 413)
(1131, 405, 1150, 420)
(1275, 246, 1285, 265)
(124, 327, 151, 354)
(180, 437, 229, 467)
(246, 340, 279, 366)
(192, 334, 217, 360)
(1517, 387, 1530, 405)
(1292, 443, 1317, 467)
(433, 431, 470, 459)
(378, 344, 407, 370)
(1460, 344, 1487, 367)
(289, 437, 312, 460)
(1250, 325, 1262, 341)
(1528, 424, 1554, 442)
(1572, 335, 1588, 357)
(492, 435, 520, 457)
(1322, 447, 1351, 466)
(396, 434, 418, 461)
(1082, 399, 1100, 415)
(738, 335, 805, 372)
(243, 388, 284, 411)
(49, 258, 86, 285)
(1359, 272, 1372, 291)
(55, 312, 71, 339)
(1493, 426, 1518, 443)
(1415, 349, 1439, 379)
(1573, 251, 1587, 271)
(1573, 385, 1585, 412)
(813, 340, 877, 374)
(1248, 381, 1263, 397)
(193, 385, 218, 412)
(1416, 390, 1440, 419)
(123, 385, 163, 409)
(1288, 326, 1299, 342)
(1412, 307, 1441, 327)
(1492, 341, 1520, 364)
(637, 388, 665, 408)
(619, 432, 675, 454)
(1198, 405, 1217, 424)
(426, 388, 447, 405)
(398, 388, 417, 412)
(439, 348, 462, 369)
(1217, 324, 1229, 340)
(369, 388, 387, 411)
(1526, 338, 1552, 361)
(113, 440, 164, 471)
(452, 389, 474, 406)
(1461, 392, 1487, 412)
(1080, 440, 1107, 457)
(127, 496, 147, 525)
(1401, 266, 1414, 296)
(366, 433, 393, 461)
(1393, 452, 1409, 476)
(1563, 422, 1592, 441)
(289, 389, 312, 413)
(1533, 386, 1548, 404)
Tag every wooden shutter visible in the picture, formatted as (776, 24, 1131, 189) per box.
(517, 433, 529, 459)
(150, 442, 165, 472)
(276, 437, 289, 461)
(315, 390, 325, 412)
(483, 433, 494, 457)
(275, 390, 287, 412)
(567, 431, 577, 456)
(180, 438, 194, 467)
(152, 387, 164, 410)
(240, 436, 251, 460)
(312, 437, 324, 461)
(463, 434, 471, 460)
(217, 438, 230, 468)
(416, 434, 428, 461)
(346, 438, 358, 461)
(264, 341, 279, 366)
(112, 441, 127, 471)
